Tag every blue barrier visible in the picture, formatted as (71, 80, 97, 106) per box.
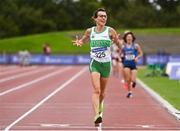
(169, 55, 180, 62)
(0, 54, 90, 65)
(44, 55, 75, 65)
(0, 55, 8, 64)
(146, 54, 169, 65)
(0, 54, 179, 65)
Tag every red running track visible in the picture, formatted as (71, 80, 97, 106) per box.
(0, 65, 180, 131)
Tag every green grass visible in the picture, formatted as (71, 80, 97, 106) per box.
(122, 28, 180, 35)
(138, 67, 180, 110)
(0, 31, 90, 54)
(0, 28, 180, 54)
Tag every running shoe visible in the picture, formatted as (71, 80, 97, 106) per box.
(132, 81, 136, 88)
(126, 92, 133, 98)
(94, 114, 102, 125)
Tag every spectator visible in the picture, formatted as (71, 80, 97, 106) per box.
(43, 43, 51, 55)
(18, 50, 31, 66)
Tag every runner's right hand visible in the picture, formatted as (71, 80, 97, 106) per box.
(72, 35, 83, 47)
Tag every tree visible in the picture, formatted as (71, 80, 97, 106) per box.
(0, 0, 20, 38)
(154, 0, 180, 12)
(153, 0, 180, 27)
(73, 0, 102, 28)
(0, 0, 179, 38)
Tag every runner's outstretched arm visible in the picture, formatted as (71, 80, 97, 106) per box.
(72, 28, 91, 47)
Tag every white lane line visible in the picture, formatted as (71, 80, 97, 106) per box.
(0, 67, 72, 96)
(0, 66, 17, 72)
(0, 66, 54, 83)
(136, 124, 154, 128)
(137, 78, 180, 120)
(40, 123, 70, 127)
(0, 66, 37, 76)
(4, 67, 87, 131)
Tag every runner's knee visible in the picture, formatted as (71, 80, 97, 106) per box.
(100, 93, 105, 99)
(93, 87, 101, 95)
(125, 77, 131, 83)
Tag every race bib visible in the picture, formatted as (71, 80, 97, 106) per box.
(95, 51, 106, 58)
(92, 47, 107, 58)
(125, 54, 135, 60)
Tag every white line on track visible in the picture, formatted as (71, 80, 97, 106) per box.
(0, 66, 37, 76)
(0, 66, 71, 96)
(137, 78, 180, 120)
(4, 67, 87, 131)
(0, 66, 54, 83)
(0, 66, 17, 72)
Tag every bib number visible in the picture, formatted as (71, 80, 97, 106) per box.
(125, 54, 135, 60)
(95, 51, 106, 58)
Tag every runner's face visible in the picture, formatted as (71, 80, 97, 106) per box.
(126, 34, 133, 44)
(95, 11, 107, 26)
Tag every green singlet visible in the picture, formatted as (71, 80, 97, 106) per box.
(89, 26, 112, 77)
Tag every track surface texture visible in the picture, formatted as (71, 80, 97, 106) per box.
(0, 65, 180, 131)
